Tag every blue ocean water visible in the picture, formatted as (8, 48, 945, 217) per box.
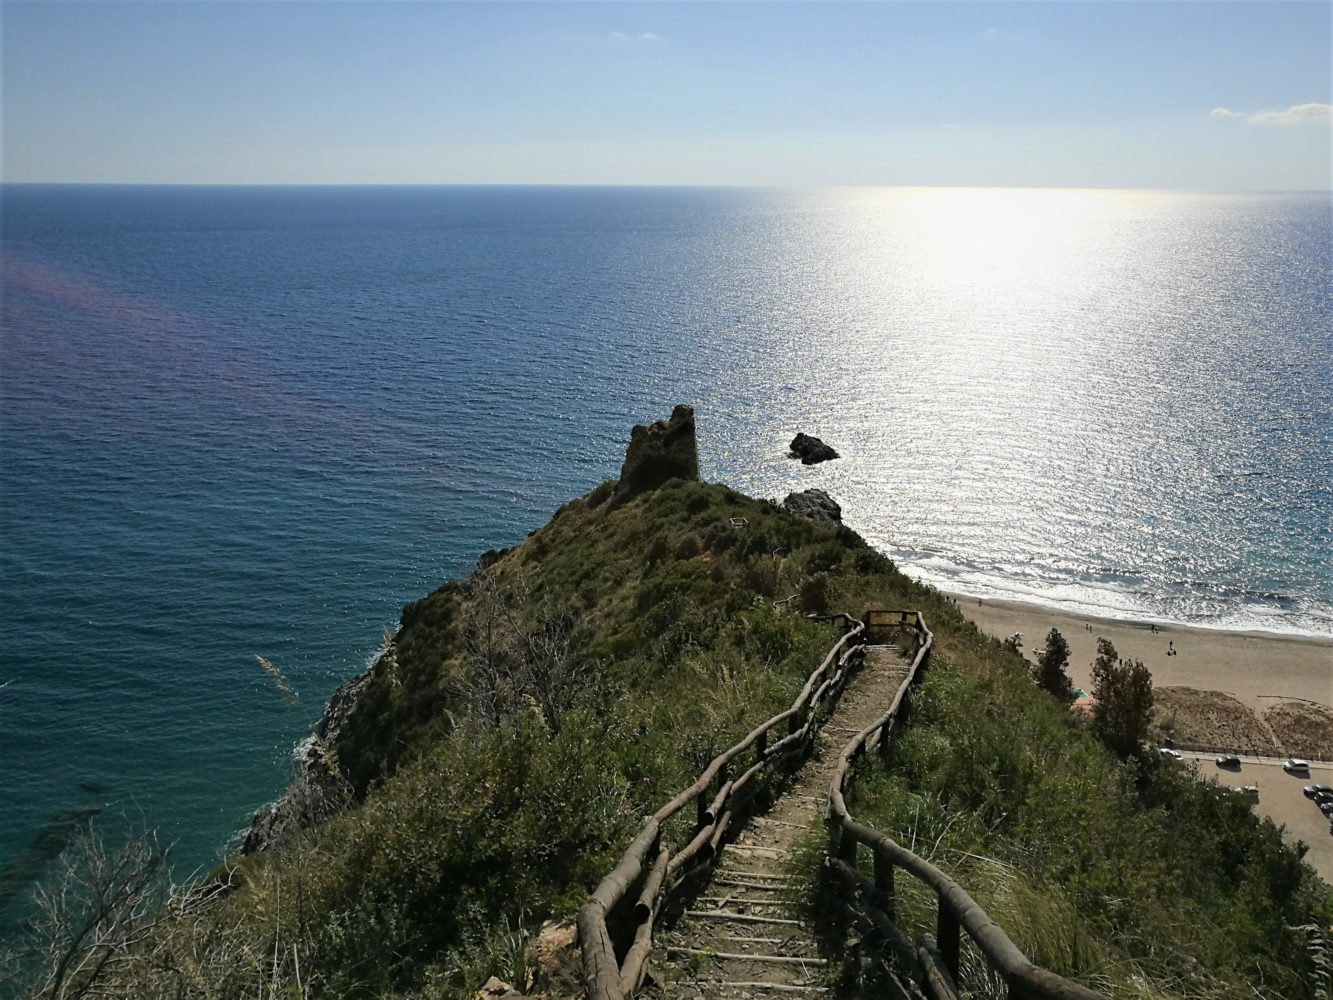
(1, 185, 1330, 909)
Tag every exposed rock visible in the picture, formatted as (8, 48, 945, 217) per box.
(241, 661, 376, 854)
(782, 489, 842, 523)
(610, 405, 699, 507)
(532, 919, 580, 996)
(788, 433, 839, 465)
(476, 977, 523, 1000)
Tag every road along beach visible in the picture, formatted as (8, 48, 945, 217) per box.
(953, 592, 1333, 882)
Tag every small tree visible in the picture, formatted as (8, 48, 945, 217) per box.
(1090, 637, 1154, 757)
(1035, 627, 1073, 701)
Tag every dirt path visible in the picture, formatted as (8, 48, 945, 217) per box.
(653, 646, 913, 1000)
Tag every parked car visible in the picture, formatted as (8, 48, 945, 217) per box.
(1283, 758, 1311, 773)
(1315, 790, 1333, 804)
(1215, 754, 1241, 768)
(1159, 747, 1184, 760)
(1320, 800, 1333, 817)
(1311, 783, 1333, 795)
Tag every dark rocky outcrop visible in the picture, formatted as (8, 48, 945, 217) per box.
(789, 433, 839, 465)
(782, 489, 842, 523)
(241, 665, 374, 854)
(610, 405, 699, 507)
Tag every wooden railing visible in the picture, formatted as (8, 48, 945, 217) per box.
(826, 611, 1109, 1000)
(578, 612, 868, 1000)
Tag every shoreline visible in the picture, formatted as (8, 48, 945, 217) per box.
(944, 590, 1333, 711)
(902, 567, 1333, 642)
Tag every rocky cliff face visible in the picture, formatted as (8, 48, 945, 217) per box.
(782, 488, 842, 523)
(241, 663, 375, 854)
(610, 404, 699, 507)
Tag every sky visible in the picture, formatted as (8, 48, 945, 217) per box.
(2, 1, 1330, 189)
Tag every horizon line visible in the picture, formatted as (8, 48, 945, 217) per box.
(3, 181, 1331, 195)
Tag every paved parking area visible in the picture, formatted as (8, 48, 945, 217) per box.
(1180, 752, 1333, 884)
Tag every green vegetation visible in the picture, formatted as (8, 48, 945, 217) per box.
(5, 478, 956, 1000)
(6, 476, 1327, 1000)
(1089, 638, 1155, 759)
(831, 627, 1331, 998)
(1035, 627, 1073, 702)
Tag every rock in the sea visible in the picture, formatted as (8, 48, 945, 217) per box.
(789, 432, 839, 465)
(782, 489, 842, 523)
(610, 404, 700, 507)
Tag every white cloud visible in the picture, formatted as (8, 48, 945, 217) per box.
(607, 31, 666, 45)
(1246, 102, 1331, 126)
(1210, 102, 1331, 126)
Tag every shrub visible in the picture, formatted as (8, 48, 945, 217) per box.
(1090, 638, 1154, 758)
(1035, 627, 1073, 701)
(798, 572, 830, 615)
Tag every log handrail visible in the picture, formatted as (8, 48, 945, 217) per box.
(578, 612, 868, 1000)
(826, 611, 1109, 1000)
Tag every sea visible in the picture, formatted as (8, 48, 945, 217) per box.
(1, 185, 1330, 919)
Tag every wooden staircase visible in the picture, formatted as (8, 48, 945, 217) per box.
(652, 646, 914, 1000)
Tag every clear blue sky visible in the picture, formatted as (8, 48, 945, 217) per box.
(3, 1, 1329, 188)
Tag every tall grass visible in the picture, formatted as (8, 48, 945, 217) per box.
(816, 644, 1332, 1000)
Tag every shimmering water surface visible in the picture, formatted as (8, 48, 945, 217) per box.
(1, 185, 1330, 904)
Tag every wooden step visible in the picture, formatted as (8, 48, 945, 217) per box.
(687, 981, 826, 994)
(683, 910, 802, 925)
(717, 870, 792, 882)
(714, 877, 795, 892)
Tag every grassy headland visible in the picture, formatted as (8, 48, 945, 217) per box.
(6, 467, 1328, 998)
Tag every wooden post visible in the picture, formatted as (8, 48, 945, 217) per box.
(757, 729, 768, 761)
(878, 721, 894, 763)
(838, 826, 859, 865)
(873, 850, 896, 919)
(937, 897, 960, 981)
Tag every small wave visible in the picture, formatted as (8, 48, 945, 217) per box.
(291, 734, 316, 762)
(893, 549, 1333, 639)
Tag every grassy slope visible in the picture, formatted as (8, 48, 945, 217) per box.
(212, 478, 934, 998)
(834, 623, 1331, 998)
(70, 477, 1330, 998)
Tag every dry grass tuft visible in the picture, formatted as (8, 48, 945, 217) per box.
(1265, 701, 1333, 760)
(255, 656, 299, 708)
(1149, 686, 1275, 754)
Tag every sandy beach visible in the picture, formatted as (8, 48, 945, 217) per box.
(952, 593, 1333, 881)
(951, 594, 1332, 711)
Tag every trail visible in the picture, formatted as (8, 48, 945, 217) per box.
(654, 646, 913, 1000)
